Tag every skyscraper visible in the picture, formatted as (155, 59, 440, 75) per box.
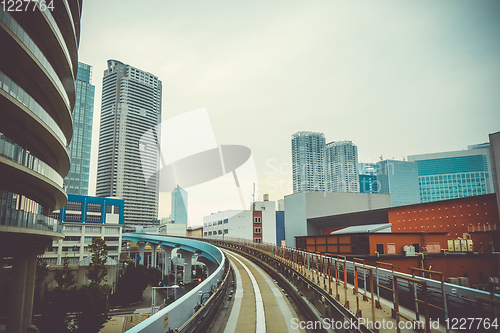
(171, 185, 188, 224)
(325, 141, 359, 192)
(66, 62, 95, 195)
(376, 159, 420, 206)
(0, 3, 82, 331)
(408, 145, 494, 203)
(292, 131, 326, 193)
(96, 60, 162, 225)
(359, 162, 378, 193)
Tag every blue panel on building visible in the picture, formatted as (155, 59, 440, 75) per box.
(276, 211, 285, 245)
(59, 194, 124, 225)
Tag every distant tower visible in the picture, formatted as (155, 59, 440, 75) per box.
(325, 141, 360, 193)
(96, 60, 162, 225)
(171, 185, 188, 224)
(65, 62, 95, 195)
(291, 131, 326, 193)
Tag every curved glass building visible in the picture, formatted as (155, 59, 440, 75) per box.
(0, 2, 83, 331)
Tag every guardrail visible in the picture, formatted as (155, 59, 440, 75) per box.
(123, 236, 227, 333)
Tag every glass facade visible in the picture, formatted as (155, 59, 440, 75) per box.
(408, 146, 494, 203)
(376, 160, 420, 207)
(65, 62, 95, 195)
(171, 185, 188, 224)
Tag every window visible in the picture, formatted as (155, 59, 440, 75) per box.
(105, 227, 119, 234)
(218, 230, 222, 235)
(387, 243, 396, 254)
(218, 220, 222, 225)
(204, 232, 207, 236)
(254, 238, 261, 243)
(254, 217, 261, 223)
(65, 214, 82, 222)
(66, 201, 82, 212)
(64, 226, 81, 232)
(376, 244, 384, 255)
(224, 229, 228, 234)
(412, 243, 420, 253)
(106, 205, 112, 213)
(85, 226, 101, 233)
(104, 237, 119, 242)
(86, 214, 102, 222)
(87, 203, 102, 213)
(64, 236, 80, 242)
(254, 227, 261, 234)
(224, 219, 228, 224)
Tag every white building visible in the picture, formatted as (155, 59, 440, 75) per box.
(284, 191, 391, 247)
(96, 60, 162, 225)
(203, 198, 277, 244)
(41, 195, 124, 289)
(159, 216, 187, 237)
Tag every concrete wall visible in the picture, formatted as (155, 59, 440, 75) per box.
(284, 192, 391, 247)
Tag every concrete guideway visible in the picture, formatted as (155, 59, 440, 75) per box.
(223, 250, 306, 333)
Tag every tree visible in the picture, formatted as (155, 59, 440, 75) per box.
(55, 258, 75, 290)
(87, 237, 108, 286)
(73, 284, 109, 333)
(35, 259, 49, 305)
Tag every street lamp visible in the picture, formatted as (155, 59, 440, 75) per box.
(151, 285, 179, 314)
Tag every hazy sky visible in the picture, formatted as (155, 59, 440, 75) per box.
(78, 0, 500, 225)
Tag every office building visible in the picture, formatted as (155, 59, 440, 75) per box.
(284, 191, 391, 247)
(42, 195, 123, 290)
(44, 194, 124, 265)
(490, 132, 500, 216)
(96, 60, 162, 225)
(359, 162, 378, 193)
(65, 62, 95, 195)
(203, 195, 277, 244)
(325, 141, 359, 192)
(0, 3, 82, 331)
(292, 131, 326, 193)
(171, 185, 188, 224)
(376, 159, 420, 207)
(408, 145, 494, 203)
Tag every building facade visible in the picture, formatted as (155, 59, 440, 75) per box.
(408, 145, 494, 204)
(65, 62, 95, 195)
(284, 191, 391, 247)
(325, 141, 359, 193)
(0, 3, 83, 331)
(44, 194, 124, 266)
(292, 131, 326, 193)
(96, 60, 162, 225)
(376, 159, 420, 207)
(203, 200, 277, 244)
(359, 162, 378, 194)
(171, 185, 188, 224)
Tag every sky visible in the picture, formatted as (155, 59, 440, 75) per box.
(78, 0, 500, 226)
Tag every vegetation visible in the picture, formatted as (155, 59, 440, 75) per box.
(87, 237, 108, 286)
(110, 264, 162, 306)
(34, 237, 111, 333)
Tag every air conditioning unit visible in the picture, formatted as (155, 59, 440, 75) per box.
(403, 245, 416, 256)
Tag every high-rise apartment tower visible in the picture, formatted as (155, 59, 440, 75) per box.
(292, 131, 326, 193)
(66, 62, 95, 195)
(325, 141, 359, 192)
(96, 60, 162, 225)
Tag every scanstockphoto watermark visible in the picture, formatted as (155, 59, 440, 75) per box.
(290, 317, 441, 331)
